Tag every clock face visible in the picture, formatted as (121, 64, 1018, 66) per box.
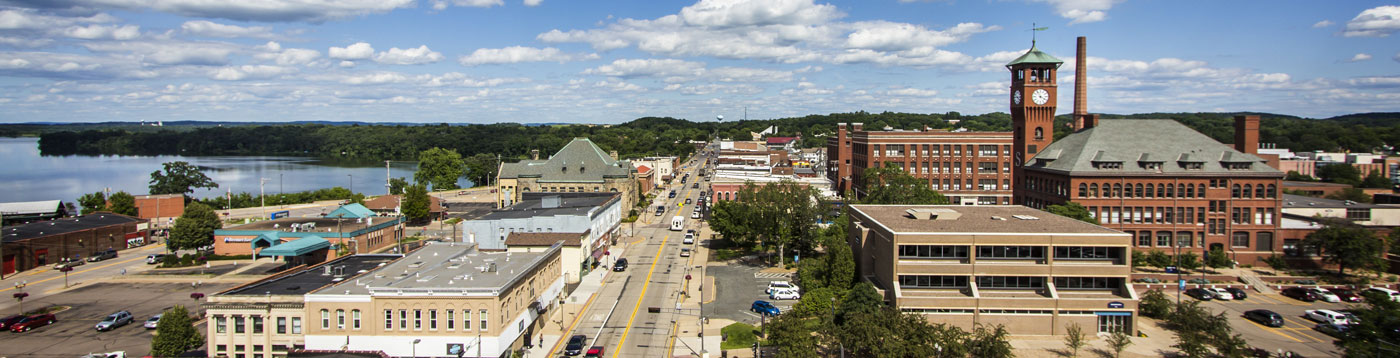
(1013, 90, 1022, 105)
(1032, 89, 1049, 105)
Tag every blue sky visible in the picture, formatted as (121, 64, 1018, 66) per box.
(0, 0, 1396, 124)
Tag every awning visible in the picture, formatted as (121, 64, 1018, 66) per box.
(1095, 311, 1133, 316)
(257, 236, 330, 257)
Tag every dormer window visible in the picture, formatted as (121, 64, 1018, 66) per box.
(1140, 162, 1162, 170)
(1223, 162, 1252, 170)
(1182, 162, 1204, 170)
(1093, 161, 1121, 170)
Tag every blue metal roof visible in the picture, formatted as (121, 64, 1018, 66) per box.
(257, 236, 330, 257)
(326, 203, 375, 219)
(249, 233, 280, 250)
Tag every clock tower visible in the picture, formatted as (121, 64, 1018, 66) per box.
(1007, 41, 1062, 203)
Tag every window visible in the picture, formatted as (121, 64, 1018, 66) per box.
(235, 315, 245, 334)
(429, 310, 438, 330)
(976, 246, 1045, 259)
(1137, 231, 1151, 247)
(414, 310, 422, 329)
(1267, 184, 1277, 198)
(1176, 232, 1193, 247)
(1054, 247, 1121, 260)
(1054, 277, 1122, 290)
(216, 345, 226, 353)
(1184, 184, 1193, 197)
(464, 310, 471, 330)
(1232, 232, 1250, 248)
(979, 162, 998, 173)
(1156, 231, 1172, 247)
(447, 310, 455, 330)
(1034, 127, 1044, 140)
(898, 245, 969, 259)
(980, 145, 998, 156)
(1232, 184, 1241, 198)
(1089, 183, 1099, 197)
(253, 316, 264, 333)
(352, 310, 360, 330)
(291, 317, 302, 334)
(1113, 183, 1122, 197)
(216, 316, 227, 333)
(480, 309, 488, 331)
(1135, 184, 1144, 198)
(976, 276, 1045, 289)
(899, 275, 969, 288)
(1198, 184, 1206, 198)
(1347, 208, 1371, 221)
(335, 310, 344, 329)
(384, 310, 393, 330)
(320, 310, 329, 329)
(277, 317, 287, 334)
(1078, 183, 1088, 198)
(1257, 232, 1274, 251)
(399, 310, 407, 330)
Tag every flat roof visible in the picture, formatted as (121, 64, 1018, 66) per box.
(222, 254, 402, 295)
(1282, 194, 1392, 209)
(1282, 181, 1353, 188)
(3, 213, 141, 244)
(223, 216, 387, 233)
(313, 242, 558, 296)
(477, 193, 617, 220)
(848, 205, 1125, 235)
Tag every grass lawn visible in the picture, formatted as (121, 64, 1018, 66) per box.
(720, 322, 759, 350)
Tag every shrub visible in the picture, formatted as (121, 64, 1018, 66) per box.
(161, 254, 179, 267)
(179, 254, 195, 266)
(1139, 289, 1172, 319)
(720, 323, 758, 350)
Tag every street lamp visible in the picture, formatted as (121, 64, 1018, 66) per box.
(412, 338, 421, 358)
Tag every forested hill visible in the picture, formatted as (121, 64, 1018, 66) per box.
(20, 111, 1400, 160)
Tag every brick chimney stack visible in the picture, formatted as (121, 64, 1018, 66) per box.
(1235, 115, 1260, 155)
(531, 149, 539, 160)
(1073, 36, 1094, 131)
(853, 122, 863, 132)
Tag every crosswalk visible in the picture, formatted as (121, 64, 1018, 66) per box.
(753, 272, 792, 279)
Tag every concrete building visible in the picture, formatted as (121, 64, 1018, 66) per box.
(828, 123, 1015, 205)
(460, 193, 620, 281)
(495, 138, 638, 210)
(1281, 194, 1400, 227)
(633, 156, 677, 182)
(303, 242, 564, 358)
(846, 205, 1136, 335)
(205, 254, 402, 358)
(214, 209, 404, 265)
(134, 194, 185, 225)
(1, 212, 142, 276)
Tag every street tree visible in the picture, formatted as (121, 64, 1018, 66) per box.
(766, 313, 821, 358)
(1204, 248, 1231, 269)
(966, 324, 1015, 358)
(107, 191, 137, 217)
(463, 153, 499, 188)
(1263, 254, 1291, 275)
(415, 147, 466, 191)
(1146, 250, 1172, 269)
(707, 181, 822, 264)
(1107, 331, 1133, 358)
(1175, 252, 1200, 272)
(149, 161, 218, 195)
(1045, 202, 1097, 224)
(1138, 289, 1172, 319)
(150, 305, 203, 357)
(1303, 219, 1385, 276)
(168, 201, 220, 251)
(1063, 322, 1086, 358)
(401, 183, 431, 224)
(77, 191, 107, 215)
(1362, 169, 1393, 189)
(1317, 164, 1362, 186)
(858, 166, 949, 205)
(388, 177, 409, 195)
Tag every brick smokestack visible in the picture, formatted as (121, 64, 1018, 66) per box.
(853, 122, 863, 132)
(1235, 115, 1259, 155)
(1073, 36, 1094, 131)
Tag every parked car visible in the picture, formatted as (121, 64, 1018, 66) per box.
(143, 314, 162, 329)
(685, 198, 692, 205)
(80, 352, 126, 358)
(584, 346, 605, 358)
(145, 254, 167, 265)
(0, 315, 25, 331)
(1205, 288, 1234, 300)
(767, 281, 799, 295)
(1184, 288, 1214, 301)
(1305, 309, 1351, 325)
(1365, 287, 1400, 302)
(564, 335, 588, 356)
(1281, 287, 1318, 302)
(692, 183, 699, 189)
(680, 248, 692, 257)
(770, 289, 800, 300)
(691, 211, 700, 219)
(95, 310, 134, 331)
(683, 233, 695, 244)
(1243, 309, 1284, 327)
(1225, 287, 1249, 300)
(751, 300, 781, 316)
(9, 313, 56, 332)
(1316, 323, 1351, 339)
(1327, 289, 1363, 303)
(612, 258, 628, 272)
(87, 249, 117, 262)
(53, 257, 85, 269)
(1308, 288, 1341, 303)
(668, 191, 677, 198)
(655, 206, 665, 216)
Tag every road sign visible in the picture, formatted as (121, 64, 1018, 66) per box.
(1179, 280, 1186, 290)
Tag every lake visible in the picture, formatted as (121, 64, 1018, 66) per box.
(0, 137, 473, 207)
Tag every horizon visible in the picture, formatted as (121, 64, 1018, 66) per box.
(1, 1, 1397, 124)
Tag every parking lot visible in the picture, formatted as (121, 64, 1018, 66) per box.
(1147, 288, 1354, 357)
(704, 263, 797, 326)
(0, 282, 236, 357)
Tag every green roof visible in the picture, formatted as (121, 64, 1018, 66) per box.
(257, 236, 329, 257)
(1006, 45, 1064, 67)
(326, 203, 375, 219)
(1024, 119, 1284, 177)
(498, 138, 634, 182)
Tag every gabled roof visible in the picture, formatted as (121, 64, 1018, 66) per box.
(257, 236, 330, 257)
(1006, 44, 1064, 67)
(0, 200, 63, 216)
(635, 165, 652, 175)
(498, 138, 634, 183)
(766, 137, 797, 145)
(1024, 119, 1283, 177)
(326, 203, 375, 219)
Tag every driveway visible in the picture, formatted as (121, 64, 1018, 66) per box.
(704, 263, 796, 326)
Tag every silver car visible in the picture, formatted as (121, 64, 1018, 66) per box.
(143, 314, 162, 329)
(95, 311, 133, 331)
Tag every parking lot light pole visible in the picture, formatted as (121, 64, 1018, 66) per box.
(412, 338, 421, 358)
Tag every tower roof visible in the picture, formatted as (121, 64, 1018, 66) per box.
(1006, 45, 1064, 67)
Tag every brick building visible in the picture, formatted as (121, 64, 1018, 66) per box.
(1, 213, 142, 275)
(134, 194, 185, 223)
(496, 138, 638, 210)
(214, 206, 403, 266)
(829, 124, 1015, 205)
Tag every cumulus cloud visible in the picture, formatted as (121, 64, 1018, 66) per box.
(1395, 52, 1400, 63)
(584, 58, 705, 78)
(1347, 53, 1372, 62)
(678, 0, 841, 27)
(62, 24, 140, 40)
(524, 0, 543, 6)
(886, 87, 939, 97)
(253, 43, 321, 65)
(373, 45, 444, 65)
(81, 40, 239, 66)
(458, 46, 598, 66)
(181, 20, 274, 39)
(845, 21, 998, 51)
(210, 65, 294, 81)
(1035, 0, 1123, 25)
(1342, 5, 1400, 37)
(0, 8, 116, 30)
(16, 0, 415, 23)
(1313, 20, 1334, 28)
(430, 0, 505, 10)
(329, 42, 374, 60)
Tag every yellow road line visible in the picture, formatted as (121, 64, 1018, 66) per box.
(1244, 319, 1302, 343)
(0, 252, 154, 293)
(613, 232, 671, 358)
(631, 237, 647, 246)
(548, 287, 605, 356)
(666, 320, 679, 356)
(1280, 316, 1325, 343)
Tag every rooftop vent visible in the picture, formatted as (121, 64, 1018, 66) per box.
(905, 208, 960, 221)
(488, 263, 498, 273)
(1012, 215, 1040, 220)
(991, 216, 1007, 221)
(408, 261, 424, 268)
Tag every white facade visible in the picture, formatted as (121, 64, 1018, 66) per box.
(635, 156, 676, 179)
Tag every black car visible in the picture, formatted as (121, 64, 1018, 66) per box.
(565, 335, 588, 356)
(1281, 287, 1318, 302)
(1243, 309, 1284, 327)
(1185, 288, 1214, 301)
(612, 258, 628, 272)
(1225, 287, 1249, 300)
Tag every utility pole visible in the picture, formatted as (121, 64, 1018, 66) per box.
(385, 160, 392, 195)
(1, 213, 5, 280)
(260, 178, 270, 220)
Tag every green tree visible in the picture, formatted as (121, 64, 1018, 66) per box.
(1390, 229, 1400, 256)
(1362, 169, 1393, 189)
(1262, 254, 1290, 275)
(107, 191, 138, 217)
(1146, 250, 1172, 269)
(766, 313, 821, 358)
(149, 161, 218, 195)
(388, 177, 409, 195)
(401, 184, 431, 224)
(1303, 219, 1385, 276)
(1175, 252, 1200, 272)
(966, 324, 1015, 358)
(1139, 289, 1172, 319)
(707, 181, 823, 264)
(463, 153, 499, 188)
(1284, 170, 1315, 182)
(77, 191, 107, 215)
(858, 166, 950, 205)
(1317, 164, 1363, 186)
(1336, 290, 1400, 356)
(415, 147, 466, 191)
(1325, 187, 1374, 203)
(1131, 250, 1145, 268)
(168, 201, 220, 252)
(836, 281, 883, 326)
(1045, 202, 1097, 224)
(150, 305, 203, 357)
(1107, 331, 1133, 358)
(1204, 248, 1231, 269)
(1063, 322, 1086, 358)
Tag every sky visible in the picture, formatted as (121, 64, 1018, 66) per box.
(0, 0, 1397, 124)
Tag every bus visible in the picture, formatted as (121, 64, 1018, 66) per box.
(671, 216, 684, 231)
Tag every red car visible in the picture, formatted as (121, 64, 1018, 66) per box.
(9, 313, 56, 332)
(584, 346, 605, 358)
(1329, 288, 1364, 303)
(0, 315, 25, 330)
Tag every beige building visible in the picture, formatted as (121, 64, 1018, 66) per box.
(496, 138, 638, 210)
(846, 205, 1137, 335)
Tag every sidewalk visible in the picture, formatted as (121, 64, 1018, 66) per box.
(527, 239, 632, 358)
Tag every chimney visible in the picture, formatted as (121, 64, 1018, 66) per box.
(1072, 36, 1092, 131)
(852, 122, 864, 132)
(531, 149, 539, 160)
(609, 150, 618, 161)
(1234, 115, 1260, 155)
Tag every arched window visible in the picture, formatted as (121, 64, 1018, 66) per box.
(1197, 184, 1206, 198)
(1255, 184, 1265, 198)
(336, 309, 345, 329)
(1166, 184, 1174, 198)
(1146, 184, 1155, 198)
(1034, 127, 1044, 140)
(1079, 183, 1088, 198)
(1135, 184, 1144, 198)
(1243, 184, 1252, 199)
(1185, 184, 1194, 198)
(1232, 184, 1240, 198)
(321, 309, 330, 329)
(1267, 184, 1277, 198)
(1090, 183, 1099, 197)
(1113, 183, 1122, 197)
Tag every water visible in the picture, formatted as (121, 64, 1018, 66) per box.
(0, 137, 472, 206)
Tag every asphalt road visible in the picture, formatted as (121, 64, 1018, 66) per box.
(704, 264, 796, 326)
(0, 243, 171, 313)
(0, 281, 237, 357)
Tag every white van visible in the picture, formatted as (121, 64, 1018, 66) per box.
(671, 216, 684, 231)
(1305, 309, 1350, 325)
(1365, 287, 1400, 302)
